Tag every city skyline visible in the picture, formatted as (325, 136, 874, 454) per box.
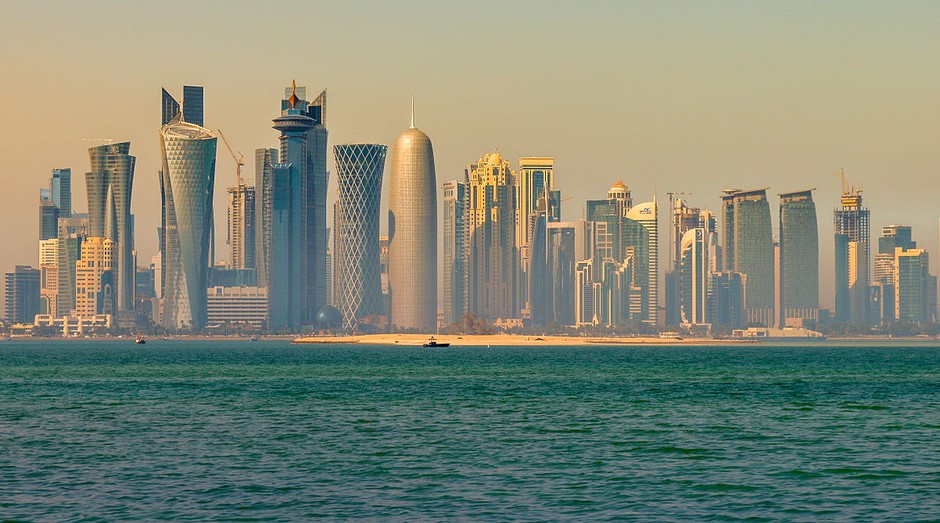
(3, 2, 940, 310)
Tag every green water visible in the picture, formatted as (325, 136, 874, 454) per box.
(1, 340, 939, 521)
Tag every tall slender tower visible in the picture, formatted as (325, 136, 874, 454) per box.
(466, 152, 518, 320)
(442, 179, 468, 326)
(268, 82, 315, 330)
(388, 101, 437, 332)
(333, 143, 387, 331)
(778, 189, 818, 326)
(722, 188, 774, 326)
(833, 181, 870, 325)
(86, 142, 136, 313)
(160, 110, 217, 330)
(254, 147, 277, 289)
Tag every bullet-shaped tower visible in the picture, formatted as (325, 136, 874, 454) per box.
(388, 101, 437, 332)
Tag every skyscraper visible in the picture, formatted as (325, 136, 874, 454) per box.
(722, 189, 774, 326)
(267, 83, 316, 330)
(543, 220, 593, 326)
(333, 143, 387, 331)
(778, 190, 818, 325)
(86, 142, 136, 313)
(159, 109, 217, 331)
(56, 216, 86, 316)
(894, 248, 933, 323)
(466, 152, 518, 320)
(50, 168, 72, 217)
(625, 200, 659, 323)
(442, 179, 468, 326)
(39, 198, 59, 241)
(833, 182, 869, 325)
(303, 88, 329, 328)
(227, 184, 255, 270)
(679, 228, 714, 326)
(388, 103, 437, 332)
(872, 225, 916, 322)
(39, 238, 59, 316)
(4, 266, 40, 324)
(253, 147, 277, 289)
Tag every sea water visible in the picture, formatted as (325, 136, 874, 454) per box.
(1, 341, 939, 521)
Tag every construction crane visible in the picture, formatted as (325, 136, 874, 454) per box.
(217, 129, 245, 187)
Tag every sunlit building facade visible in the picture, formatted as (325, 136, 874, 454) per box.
(833, 185, 870, 325)
(722, 189, 774, 326)
(778, 190, 818, 325)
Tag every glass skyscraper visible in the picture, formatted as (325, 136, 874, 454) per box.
(721, 188, 774, 326)
(86, 142, 136, 313)
(159, 114, 217, 331)
(778, 190, 818, 325)
(442, 179, 468, 326)
(333, 143, 387, 331)
(833, 185, 870, 325)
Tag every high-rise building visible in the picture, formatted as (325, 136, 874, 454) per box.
(542, 220, 594, 326)
(253, 147, 278, 289)
(226, 184, 255, 270)
(261, 82, 329, 331)
(86, 142, 136, 313)
(722, 189, 774, 326)
(39, 198, 59, 241)
(50, 168, 72, 217)
(708, 271, 747, 328)
(679, 228, 714, 326)
(466, 152, 518, 320)
(894, 248, 934, 323)
(833, 183, 870, 325)
(74, 237, 116, 316)
(333, 143, 387, 331)
(778, 190, 818, 325)
(39, 239, 59, 316)
(442, 179, 468, 326)
(517, 157, 559, 319)
(872, 225, 917, 323)
(625, 200, 659, 323)
(56, 216, 86, 316)
(665, 200, 716, 325)
(4, 266, 40, 325)
(388, 103, 437, 332)
(159, 106, 217, 331)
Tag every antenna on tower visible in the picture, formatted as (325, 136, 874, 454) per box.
(410, 97, 415, 128)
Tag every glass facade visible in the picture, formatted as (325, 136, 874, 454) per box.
(442, 180, 468, 326)
(86, 142, 136, 313)
(721, 189, 774, 326)
(779, 190, 818, 323)
(333, 144, 387, 330)
(833, 189, 870, 324)
(160, 119, 217, 330)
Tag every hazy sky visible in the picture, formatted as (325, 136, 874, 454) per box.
(2, 0, 939, 308)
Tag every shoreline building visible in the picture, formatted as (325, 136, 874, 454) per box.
(625, 200, 659, 323)
(894, 248, 935, 324)
(442, 179, 468, 326)
(86, 142, 136, 314)
(679, 227, 715, 326)
(722, 189, 774, 326)
(466, 152, 519, 321)
(665, 199, 716, 325)
(74, 237, 116, 316)
(388, 103, 437, 332)
(872, 225, 916, 322)
(261, 82, 329, 331)
(4, 266, 40, 325)
(159, 105, 217, 331)
(333, 143, 387, 331)
(833, 181, 870, 325)
(778, 190, 818, 326)
(517, 157, 559, 319)
(226, 184, 255, 270)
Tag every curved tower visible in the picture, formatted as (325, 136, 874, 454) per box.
(333, 143, 387, 331)
(160, 117, 217, 331)
(388, 103, 437, 332)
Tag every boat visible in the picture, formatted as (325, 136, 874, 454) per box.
(422, 336, 450, 348)
(135, 336, 146, 345)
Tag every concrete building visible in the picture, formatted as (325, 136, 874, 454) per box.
(722, 189, 774, 326)
(159, 103, 217, 331)
(833, 183, 870, 325)
(207, 286, 268, 327)
(39, 239, 59, 316)
(333, 143, 387, 331)
(4, 266, 40, 325)
(56, 216, 87, 316)
(625, 200, 659, 323)
(466, 152, 519, 321)
(894, 248, 935, 323)
(778, 190, 818, 325)
(517, 157, 559, 319)
(227, 184, 255, 270)
(74, 237, 116, 316)
(387, 103, 437, 332)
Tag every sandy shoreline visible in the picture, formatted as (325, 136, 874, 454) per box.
(292, 333, 753, 346)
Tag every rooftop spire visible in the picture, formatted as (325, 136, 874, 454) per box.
(410, 97, 415, 129)
(288, 79, 300, 109)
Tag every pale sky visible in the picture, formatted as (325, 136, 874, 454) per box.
(2, 0, 939, 308)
